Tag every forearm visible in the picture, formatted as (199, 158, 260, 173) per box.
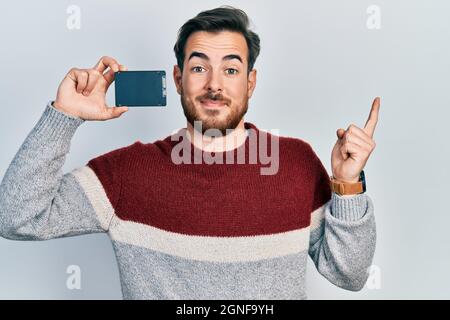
(0, 101, 84, 238)
(309, 193, 376, 290)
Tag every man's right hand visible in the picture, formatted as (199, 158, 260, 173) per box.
(53, 56, 129, 121)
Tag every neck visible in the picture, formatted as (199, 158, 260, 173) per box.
(185, 119, 247, 152)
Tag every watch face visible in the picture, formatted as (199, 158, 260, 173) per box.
(360, 170, 366, 193)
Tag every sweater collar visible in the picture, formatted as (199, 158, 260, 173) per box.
(166, 121, 259, 157)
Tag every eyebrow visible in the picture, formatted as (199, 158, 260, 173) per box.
(187, 51, 243, 64)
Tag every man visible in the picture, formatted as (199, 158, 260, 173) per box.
(0, 6, 378, 299)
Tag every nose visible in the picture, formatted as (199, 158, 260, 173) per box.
(205, 68, 223, 93)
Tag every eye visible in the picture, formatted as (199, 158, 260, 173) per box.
(226, 68, 239, 75)
(191, 66, 205, 73)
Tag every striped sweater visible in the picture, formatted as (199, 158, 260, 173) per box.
(0, 101, 376, 299)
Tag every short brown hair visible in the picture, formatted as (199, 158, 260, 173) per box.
(173, 6, 261, 74)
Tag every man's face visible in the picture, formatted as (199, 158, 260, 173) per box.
(173, 30, 257, 135)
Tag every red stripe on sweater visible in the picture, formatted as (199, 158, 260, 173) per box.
(87, 122, 331, 237)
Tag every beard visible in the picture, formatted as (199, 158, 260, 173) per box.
(180, 89, 249, 136)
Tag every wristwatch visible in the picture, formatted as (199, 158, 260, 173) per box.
(330, 170, 366, 195)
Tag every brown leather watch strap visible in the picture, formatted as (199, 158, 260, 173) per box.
(329, 177, 364, 195)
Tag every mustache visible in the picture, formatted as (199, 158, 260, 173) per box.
(198, 92, 230, 104)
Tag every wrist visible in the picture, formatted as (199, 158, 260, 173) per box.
(330, 170, 366, 195)
(52, 101, 82, 120)
(331, 176, 359, 183)
(52, 100, 65, 111)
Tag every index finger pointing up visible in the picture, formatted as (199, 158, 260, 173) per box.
(363, 97, 380, 138)
(93, 56, 120, 74)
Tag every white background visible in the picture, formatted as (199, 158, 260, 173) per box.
(0, 0, 449, 299)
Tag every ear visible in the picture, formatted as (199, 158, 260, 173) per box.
(247, 69, 257, 99)
(173, 65, 183, 95)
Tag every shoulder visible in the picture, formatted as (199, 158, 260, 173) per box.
(87, 129, 181, 170)
(87, 141, 140, 168)
(269, 131, 326, 177)
(267, 130, 317, 161)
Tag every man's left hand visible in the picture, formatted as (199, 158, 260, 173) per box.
(331, 97, 380, 183)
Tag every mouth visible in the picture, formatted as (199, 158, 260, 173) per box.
(200, 99, 227, 108)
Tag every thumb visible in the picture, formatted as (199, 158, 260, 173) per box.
(336, 128, 345, 140)
(104, 106, 129, 120)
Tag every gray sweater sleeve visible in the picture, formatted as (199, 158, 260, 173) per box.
(0, 101, 106, 240)
(308, 152, 377, 291)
